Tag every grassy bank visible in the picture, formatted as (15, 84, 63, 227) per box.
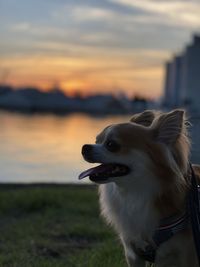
(0, 184, 127, 267)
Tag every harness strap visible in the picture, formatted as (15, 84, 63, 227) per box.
(135, 163, 200, 264)
(188, 164, 200, 266)
(135, 212, 189, 263)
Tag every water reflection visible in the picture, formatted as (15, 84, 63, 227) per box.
(0, 111, 129, 183)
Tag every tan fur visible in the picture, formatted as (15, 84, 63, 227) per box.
(83, 109, 199, 267)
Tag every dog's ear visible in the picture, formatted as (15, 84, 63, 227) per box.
(130, 110, 156, 126)
(153, 109, 184, 145)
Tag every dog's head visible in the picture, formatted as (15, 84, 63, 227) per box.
(79, 110, 190, 189)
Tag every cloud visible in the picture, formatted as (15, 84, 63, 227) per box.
(109, 0, 200, 28)
(10, 22, 31, 32)
(70, 6, 115, 21)
(0, 0, 199, 98)
(46, 1, 198, 53)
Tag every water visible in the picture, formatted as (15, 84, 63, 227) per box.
(0, 111, 128, 183)
(0, 111, 200, 183)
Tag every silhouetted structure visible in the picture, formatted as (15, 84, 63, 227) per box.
(163, 35, 200, 111)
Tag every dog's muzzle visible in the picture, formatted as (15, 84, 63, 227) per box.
(82, 144, 96, 163)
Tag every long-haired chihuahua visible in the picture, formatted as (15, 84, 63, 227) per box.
(79, 110, 199, 267)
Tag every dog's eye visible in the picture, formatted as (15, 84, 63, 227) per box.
(105, 140, 120, 152)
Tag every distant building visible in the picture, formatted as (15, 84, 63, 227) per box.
(163, 35, 200, 111)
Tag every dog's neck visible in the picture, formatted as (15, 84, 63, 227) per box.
(115, 168, 188, 223)
(103, 181, 159, 245)
(155, 167, 189, 220)
(100, 163, 189, 246)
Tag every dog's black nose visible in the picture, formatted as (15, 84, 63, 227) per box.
(82, 144, 93, 155)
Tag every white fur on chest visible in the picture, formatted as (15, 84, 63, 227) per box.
(99, 182, 159, 249)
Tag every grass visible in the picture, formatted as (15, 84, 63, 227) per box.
(0, 184, 127, 267)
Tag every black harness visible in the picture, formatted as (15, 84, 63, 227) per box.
(188, 164, 200, 265)
(135, 164, 200, 264)
(135, 212, 189, 262)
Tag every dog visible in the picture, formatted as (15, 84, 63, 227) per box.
(79, 109, 199, 267)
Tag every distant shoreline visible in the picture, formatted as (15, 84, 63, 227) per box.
(0, 183, 94, 189)
(0, 86, 149, 115)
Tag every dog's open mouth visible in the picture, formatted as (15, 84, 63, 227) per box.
(79, 163, 130, 182)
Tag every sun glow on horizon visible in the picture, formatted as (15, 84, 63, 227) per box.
(1, 53, 165, 99)
(1, 0, 199, 100)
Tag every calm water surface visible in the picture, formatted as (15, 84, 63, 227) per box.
(0, 111, 129, 183)
(0, 111, 200, 183)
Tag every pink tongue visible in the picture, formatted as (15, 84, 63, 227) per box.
(79, 167, 97, 180)
(78, 164, 109, 180)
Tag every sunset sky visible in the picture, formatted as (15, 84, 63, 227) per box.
(0, 0, 200, 98)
